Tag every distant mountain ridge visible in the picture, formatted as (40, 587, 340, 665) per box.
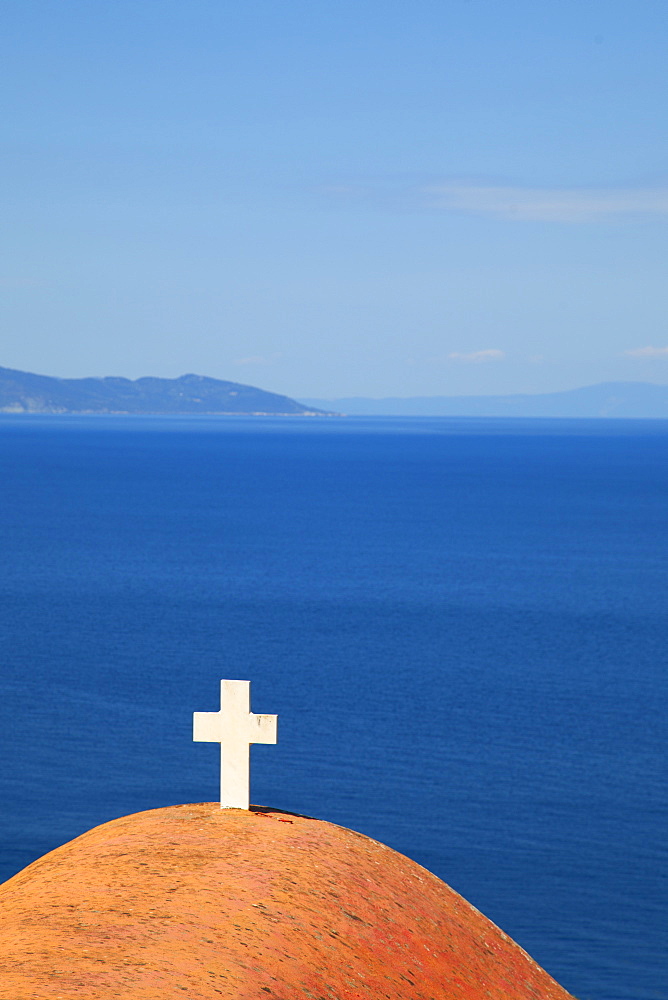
(6, 368, 668, 418)
(0, 367, 325, 415)
(300, 382, 668, 418)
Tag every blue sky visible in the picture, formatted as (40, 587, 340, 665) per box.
(2, 0, 667, 397)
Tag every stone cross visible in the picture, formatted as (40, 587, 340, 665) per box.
(193, 679, 278, 809)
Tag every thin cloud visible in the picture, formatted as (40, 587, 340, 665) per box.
(447, 349, 506, 364)
(423, 183, 668, 222)
(623, 346, 668, 358)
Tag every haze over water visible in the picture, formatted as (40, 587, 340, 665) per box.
(0, 415, 666, 1000)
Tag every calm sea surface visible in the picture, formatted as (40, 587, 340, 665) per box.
(0, 415, 666, 1000)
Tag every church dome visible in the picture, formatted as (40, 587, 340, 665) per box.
(0, 802, 574, 999)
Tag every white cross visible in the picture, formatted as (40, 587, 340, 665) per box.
(193, 679, 278, 809)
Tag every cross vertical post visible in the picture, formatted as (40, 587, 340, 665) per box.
(193, 679, 278, 809)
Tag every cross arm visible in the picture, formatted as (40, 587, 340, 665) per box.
(246, 712, 277, 744)
(193, 712, 220, 742)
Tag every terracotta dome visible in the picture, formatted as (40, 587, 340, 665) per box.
(0, 803, 574, 999)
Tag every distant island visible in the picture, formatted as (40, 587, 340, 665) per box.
(5, 366, 668, 419)
(0, 367, 328, 416)
(300, 382, 668, 419)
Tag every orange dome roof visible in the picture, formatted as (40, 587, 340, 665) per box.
(0, 803, 574, 1000)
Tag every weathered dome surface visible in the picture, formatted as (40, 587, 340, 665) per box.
(0, 803, 574, 1000)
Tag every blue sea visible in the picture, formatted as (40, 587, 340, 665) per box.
(0, 414, 666, 1000)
